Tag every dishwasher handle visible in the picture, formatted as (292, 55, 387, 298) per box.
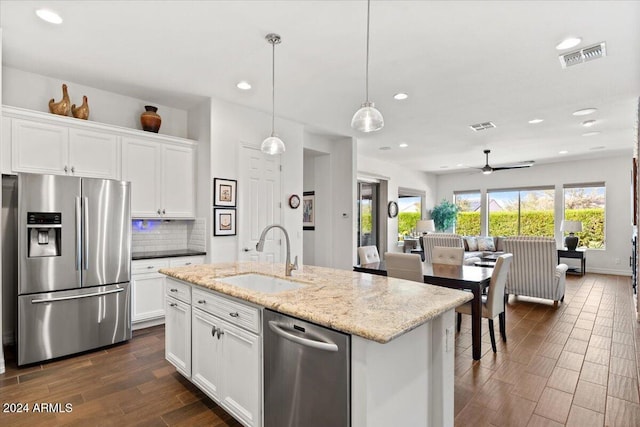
(268, 321, 338, 352)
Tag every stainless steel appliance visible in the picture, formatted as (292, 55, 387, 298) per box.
(4, 173, 131, 366)
(263, 309, 350, 427)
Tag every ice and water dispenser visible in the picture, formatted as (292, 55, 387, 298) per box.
(27, 212, 62, 257)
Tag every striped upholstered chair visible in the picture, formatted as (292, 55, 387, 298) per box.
(421, 234, 479, 265)
(502, 237, 569, 307)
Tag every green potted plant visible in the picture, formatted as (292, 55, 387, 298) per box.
(430, 199, 459, 232)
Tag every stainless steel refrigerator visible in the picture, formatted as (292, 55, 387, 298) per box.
(5, 173, 131, 366)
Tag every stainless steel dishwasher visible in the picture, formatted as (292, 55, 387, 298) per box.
(263, 309, 350, 427)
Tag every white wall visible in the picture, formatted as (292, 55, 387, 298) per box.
(436, 154, 633, 275)
(2, 67, 189, 138)
(304, 133, 356, 270)
(208, 97, 304, 264)
(358, 154, 438, 255)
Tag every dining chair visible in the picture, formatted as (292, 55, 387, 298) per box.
(432, 246, 464, 265)
(358, 245, 380, 264)
(384, 252, 424, 282)
(455, 253, 513, 353)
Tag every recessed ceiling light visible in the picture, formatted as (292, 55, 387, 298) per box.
(581, 119, 596, 127)
(573, 108, 597, 116)
(35, 8, 63, 24)
(379, 146, 391, 151)
(555, 37, 582, 51)
(393, 93, 408, 101)
(528, 118, 544, 124)
(582, 131, 601, 137)
(236, 81, 252, 90)
(399, 143, 408, 148)
(559, 150, 569, 154)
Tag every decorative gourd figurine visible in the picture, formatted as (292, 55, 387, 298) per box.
(71, 95, 90, 120)
(49, 83, 71, 116)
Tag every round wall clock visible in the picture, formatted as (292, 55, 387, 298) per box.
(289, 194, 301, 209)
(388, 201, 399, 218)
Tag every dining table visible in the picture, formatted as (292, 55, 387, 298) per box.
(354, 261, 494, 360)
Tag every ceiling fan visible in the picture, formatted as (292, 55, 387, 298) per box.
(476, 149, 534, 174)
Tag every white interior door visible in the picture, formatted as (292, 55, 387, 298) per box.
(238, 146, 281, 262)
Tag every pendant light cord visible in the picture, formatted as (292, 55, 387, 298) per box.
(365, 0, 371, 103)
(271, 39, 276, 136)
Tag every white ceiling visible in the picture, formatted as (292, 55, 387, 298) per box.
(2, 1, 639, 174)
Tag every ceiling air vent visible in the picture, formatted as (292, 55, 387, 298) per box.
(559, 42, 606, 69)
(469, 122, 496, 132)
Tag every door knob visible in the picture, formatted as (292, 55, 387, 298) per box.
(243, 248, 250, 252)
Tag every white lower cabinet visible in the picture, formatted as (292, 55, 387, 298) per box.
(165, 296, 191, 377)
(132, 256, 204, 328)
(166, 282, 262, 427)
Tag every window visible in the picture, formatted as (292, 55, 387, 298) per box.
(563, 183, 605, 248)
(358, 182, 379, 247)
(487, 187, 554, 236)
(454, 191, 481, 235)
(398, 188, 424, 239)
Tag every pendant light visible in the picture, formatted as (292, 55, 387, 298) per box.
(351, 0, 384, 133)
(261, 33, 285, 155)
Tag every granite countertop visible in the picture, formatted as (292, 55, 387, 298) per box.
(160, 262, 473, 344)
(132, 249, 207, 260)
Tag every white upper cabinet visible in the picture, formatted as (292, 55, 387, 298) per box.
(122, 137, 196, 219)
(2, 106, 197, 219)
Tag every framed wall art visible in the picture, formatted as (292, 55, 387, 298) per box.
(214, 208, 236, 236)
(303, 191, 315, 230)
(214, 178, 237, 207)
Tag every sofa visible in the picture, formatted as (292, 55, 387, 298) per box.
(421, 234, 481, 265)
(462, 236, 505, 260)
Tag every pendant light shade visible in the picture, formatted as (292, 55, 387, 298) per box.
(351, 0, 384, 133)
(262, 33, 285, 155)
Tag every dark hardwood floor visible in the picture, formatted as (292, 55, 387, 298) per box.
(1, 273, 639, 426)
(0, 327, 241, 426)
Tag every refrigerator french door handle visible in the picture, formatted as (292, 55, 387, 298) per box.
(75, 197, 82, 271)
(31, 287, 124, 304)
(83, 196, 89, 271)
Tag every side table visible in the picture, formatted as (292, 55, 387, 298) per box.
(558, 249, 586, 276)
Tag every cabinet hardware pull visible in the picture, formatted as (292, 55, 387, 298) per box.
(162, 209, 166, 214)
(185, 262, 192, 265)
(147, 266, 154, 269)
(170, 288, 178, 292)
(157, 209, 162, 215)
(217, 329, 224, 339)
(198, 299, 206, 304)
(71, 166, 75, 173)
(211, 326, 217, 337)
(169, 302, 177, 307)
(64, 165, 68, 173)
(229, 312, 239, 318)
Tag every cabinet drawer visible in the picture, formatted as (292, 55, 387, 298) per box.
(132, 259, 169, 275)
(169, 256, 205, 268)
(192, 288, 260, 334)
(166, 278, 191, 304)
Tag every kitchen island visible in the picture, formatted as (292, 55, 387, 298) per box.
(160, 262, 473, 427)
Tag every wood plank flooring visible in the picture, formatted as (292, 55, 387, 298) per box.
(455, 273, 640, 427)
(0, 273, 638, 426)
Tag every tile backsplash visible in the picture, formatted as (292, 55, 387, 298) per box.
(132, 218, 206, 253)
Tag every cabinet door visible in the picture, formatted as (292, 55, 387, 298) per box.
(12, 119, 68, 175)
(132, 273, 165, 322)
(122, 137, 161, 218)
(2, 117, 11, 174)
(69, 128, 120, 179)
(220, 321, 262, 427)
(161, 144, 195, 218)
(191, 308, 222, 401)
(165, 297, 191, 377)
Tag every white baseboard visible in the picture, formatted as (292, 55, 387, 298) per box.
(585, 267, 632, 276)
(132, 317, 165, 331)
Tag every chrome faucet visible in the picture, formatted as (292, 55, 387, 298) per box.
(256, 224, 298, 276)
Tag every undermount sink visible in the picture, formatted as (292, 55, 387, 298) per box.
(217, 273, 304, 294)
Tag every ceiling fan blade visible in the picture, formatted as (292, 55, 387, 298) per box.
(491, 163, 533, 171)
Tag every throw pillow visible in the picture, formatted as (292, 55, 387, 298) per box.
(477, 236, 496, 252)
(465, 236, 478, 251)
